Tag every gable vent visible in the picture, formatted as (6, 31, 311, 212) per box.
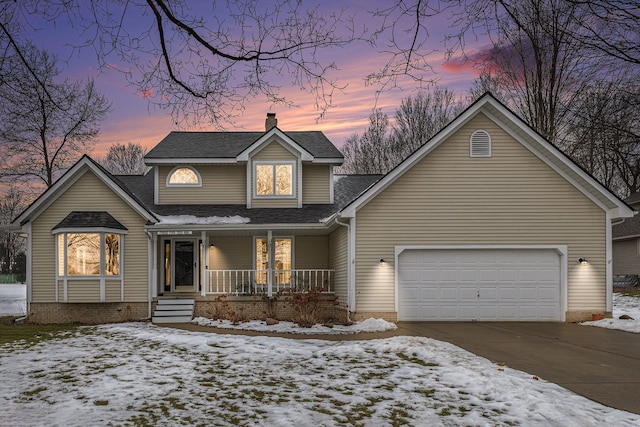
(470, 130, 491, 157)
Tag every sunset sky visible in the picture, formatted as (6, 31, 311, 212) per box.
(26, 1, 487, 156)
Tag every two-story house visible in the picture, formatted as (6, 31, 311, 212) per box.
(4, 94, 633, 324)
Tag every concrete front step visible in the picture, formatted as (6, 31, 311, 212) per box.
(152, 315, 194, 324)
(153, 298, 195, 324)
(154, 310, 193, 316)
(157, 298, 195, 305)
(155, 304, 195, 311)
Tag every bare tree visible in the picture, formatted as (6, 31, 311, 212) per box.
(0, 185, 26, 275)
(565, 0, 640, 65)
(340, 109, 394, 174)
(392, 86, 464, 157)
(565, 76, 640, 197)
(100, 142, 149, 175)
(23, 0, 358, 127)
(340, 87, 464, 174)
(0, 44, 111, 189)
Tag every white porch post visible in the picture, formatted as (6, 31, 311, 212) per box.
(201, 231, 207, 297)
(268, 230, 273, 297)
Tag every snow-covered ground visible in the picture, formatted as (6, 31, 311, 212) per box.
(1, 322, 638, 426)
(193, 316, 399, 334)
(0, 284, 26, 316)
(1, 288, 639, 424)
(582, 292, 640, 333)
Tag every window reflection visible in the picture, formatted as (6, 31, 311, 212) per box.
(256, 163, 292, 196)
(169, 167, 199, 184)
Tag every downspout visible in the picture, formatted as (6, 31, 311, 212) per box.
(606, 211, 614, 314)
(145, 231, 153, 320)
(24, 224, 32, 320)
(334, 215, 352, 322)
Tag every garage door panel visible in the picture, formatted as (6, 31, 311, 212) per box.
(459, 269, 477, 282)
(518, 287, 537, 300)
(398, 248, 561, 321)
(403, 286, 419, 299)
(420, 287, 438, 299)
(400, 268, 418, 282)
(440, 287, 458, 300)
(498, 269, 518, 282)
(420, 269, 438, 282)
(457, 286, 477, 301)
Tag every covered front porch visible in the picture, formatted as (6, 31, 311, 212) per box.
(150, 228, 339, 299)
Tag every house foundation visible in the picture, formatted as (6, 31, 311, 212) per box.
(27, 303, 149, 324)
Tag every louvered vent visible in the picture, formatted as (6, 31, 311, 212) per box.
(470, 130, 491, 157)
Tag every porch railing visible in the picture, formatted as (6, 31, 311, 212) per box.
(204, 269, 333, 296)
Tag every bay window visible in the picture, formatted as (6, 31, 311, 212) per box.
(56, 232, 122, 277)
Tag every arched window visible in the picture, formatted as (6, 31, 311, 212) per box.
(470, 130, 491, 157)
(167, 166, 201, 186)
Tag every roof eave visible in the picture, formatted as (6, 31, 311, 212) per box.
(145, 158, 239, 165)
(236, 128, 314, 162)
(13, 156, 158, 227)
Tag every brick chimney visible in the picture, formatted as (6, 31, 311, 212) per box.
(265, 112, 277, 131)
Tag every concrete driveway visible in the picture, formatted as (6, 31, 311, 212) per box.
(392, 322, 640, 415)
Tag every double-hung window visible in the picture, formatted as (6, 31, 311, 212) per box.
(255, 162, 294, 197)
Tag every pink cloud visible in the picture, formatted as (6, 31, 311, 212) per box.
(139, 88, 154, 99)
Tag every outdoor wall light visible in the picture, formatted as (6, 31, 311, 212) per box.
(209, 243, 215, 248)
(379, 258, 386, 264)
(577, 257, 588, 265)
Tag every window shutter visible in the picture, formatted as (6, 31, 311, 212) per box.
(470, 130, 491, 157)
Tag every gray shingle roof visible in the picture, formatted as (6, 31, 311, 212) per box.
(52, 211, 128, 231)
(145, 130, 343, 160)
(116, 173, 381, 225)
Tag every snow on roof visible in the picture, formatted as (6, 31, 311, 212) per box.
(155, 215, 250, 225)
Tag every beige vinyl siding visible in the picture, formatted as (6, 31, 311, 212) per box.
(251, 141, 299, 208)
(613, 239, 640, 276)
(302, 165, 331, 204)
(329, 226, 348, 304)
(253, 141, 297, 161)
(31, 171, 149, 303)
(66, 280, 100, 302)
(295, 236, 329, 269)
(354, 112, 606, 314)
(157, 164, 245, 205)
(208, 237, 253, 270)
(105, 280, 122, 302)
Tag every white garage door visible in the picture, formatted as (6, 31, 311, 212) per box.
(398, 248, 562, 321)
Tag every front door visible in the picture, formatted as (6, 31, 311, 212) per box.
(164, 239, 199, 292)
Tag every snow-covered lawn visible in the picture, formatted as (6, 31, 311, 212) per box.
(0, 284, 26, 316)
(1, 323, 639, 426)
(582, 292, 640, 333)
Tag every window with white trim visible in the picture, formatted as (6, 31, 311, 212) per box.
(255, 237, 292, 284)
(167, 166, 201, 186)
(56, 232, 122, 277)
(254, 162, 294, 197)
(470, 130, 491, 157)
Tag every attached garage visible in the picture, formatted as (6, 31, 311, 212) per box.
(397, 247, 565, 321)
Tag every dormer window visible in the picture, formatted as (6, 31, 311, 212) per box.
(167, 166, 201, 186)
(255, 162, 294, 197)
